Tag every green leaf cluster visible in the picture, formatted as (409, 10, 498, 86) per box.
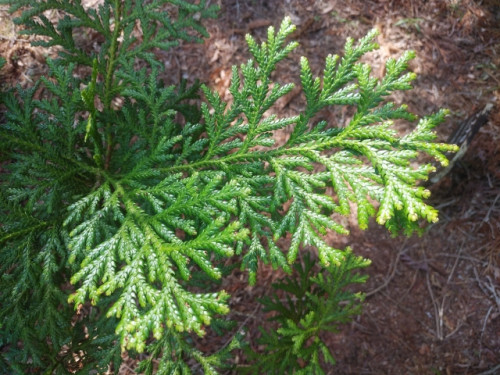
(245, 251, 370, 374)
(0, 1, 457, 373)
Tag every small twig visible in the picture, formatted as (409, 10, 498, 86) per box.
(118, 362, 136, 373)
(400, 269, 419, 300)
(441, 244, 465, 340)
(435, 198, 458, 210)
(444, 319, 463, 339)
(456, 226, 477, 240)
(220, 303, 261, 352)
(483, 193, 500, 223)
(422, 247, 447, 341)
(189, 304, 260, 374)
(480, 305, 494, 345)
(476, 364, 500, 375)
(483, 276, 500, 311)
(426, 271, 443, 340)
(366, 240, 407, 297)
(447, 240, 464, 284)
(435, 253, 484, 264)
(474, 266, 492, 298)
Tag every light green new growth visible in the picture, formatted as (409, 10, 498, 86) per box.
(0, 1, 457, 372)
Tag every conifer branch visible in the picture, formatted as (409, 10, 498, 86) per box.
(0, 2, 457, 372)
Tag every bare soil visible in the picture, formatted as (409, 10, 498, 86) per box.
(1, 1, 499, 374)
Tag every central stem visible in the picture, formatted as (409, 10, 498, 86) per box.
(103, 0, 122, 170)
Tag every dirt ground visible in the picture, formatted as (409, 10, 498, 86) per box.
(1, 0, 499, 374)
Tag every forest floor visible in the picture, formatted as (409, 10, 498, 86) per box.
(1, 0, 499, 374)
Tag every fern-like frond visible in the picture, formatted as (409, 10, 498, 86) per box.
(1, 1, 457, 370)
(245, 251, 370, 374)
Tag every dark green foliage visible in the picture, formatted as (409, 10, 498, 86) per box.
(244, 251, 369, 374)
(0, 0, 457, 373)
